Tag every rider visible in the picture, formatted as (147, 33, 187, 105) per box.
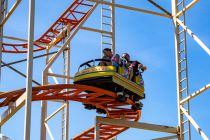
(100, 48, 113, 66)
(121, 53, 147, 86)
(121, 53, 131, 78)
(121, 53, 146, 110)
(111, 54, 120, 71)
(129, 60, 147, 85)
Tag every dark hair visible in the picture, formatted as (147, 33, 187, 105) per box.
(103, 48, 112, 53)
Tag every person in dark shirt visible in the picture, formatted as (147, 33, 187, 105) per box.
(100, 48, 113, 66)
(121, 53, 147, 85)
(129, 61, 147, 82)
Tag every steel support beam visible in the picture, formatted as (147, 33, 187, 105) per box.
(0, 0, 24, 132)
(176, 0, 199, 17)
(48, 68, 59, 84)
(3, 35, 27, 42)
(23, 0, 35, 139)
(152, 135, 178, 140)
(111, 0, 115, 54)
(64, 101, 69, 140)
(47, 73, 73, 80)
(180, 106, 208, 140)
(3, 35, 54, 46)
(176, 18, 210, 56)
(181, 83, 210, 104)
(45, 104, 66, 122)
(0, 62, 40, 128)
(172, 0, 186, 139)
(147, 0, 172, 16)
(62, 26, 70, 140)
(0, 0, 4, 80)
(81, 26, 112, 35)
(45, 123, 55, 140)
(88, 0, 171, 18)
(0, 93, 26, 126)
(1, 61, 40, 85)
(95, 117, 100, 140)
(70, 2, 99, 40)
(1, 51, 57, 67)
(96, 116, 178, 134)
(0, 0, 22, 27)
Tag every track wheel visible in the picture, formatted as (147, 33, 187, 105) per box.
(84, 104, 95, 110)
(131, 101, 143, 111)
(96, 108, 106, 114)
(116, 92, 126, 102)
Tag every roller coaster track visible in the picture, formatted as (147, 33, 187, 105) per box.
(2, 0, 96, 53)
(0, 84, 141, 139)
(1, 0, 141, 139)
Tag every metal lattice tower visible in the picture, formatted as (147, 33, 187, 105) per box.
(101, 0, 115, 55)
(0, 0, 7, 78)
(61, 28, 70, 140)
(173, 0, 191, 139)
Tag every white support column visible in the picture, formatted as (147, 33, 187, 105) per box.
(110, 2, 116, 139)
(24, 0, 35, 140)
(40, 62, 48, 140)
(176, 18, 210, 56)
(94, 117, 100, 140)
(0, 0, 4, 79)
(100, 1, 103, 57)
(172, 0, 183, 139)
(111, 0, 115, 54)
(180, 106, 209, 140)
(65, 101, 69, 140)
(62, 26, 70, 140)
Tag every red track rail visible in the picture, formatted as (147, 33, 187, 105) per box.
(0, 84, 141, 139)
(2, 0, 95, 53)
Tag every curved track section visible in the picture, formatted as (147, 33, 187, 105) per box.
(0, 84, 141, 139)
(2, 0, 95, 53)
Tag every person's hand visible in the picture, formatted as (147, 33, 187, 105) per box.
(138, 64, 147, 71)
(131, 63, 135, 67)
(143, 66, 147, 70)
(138, 64, 143, 68)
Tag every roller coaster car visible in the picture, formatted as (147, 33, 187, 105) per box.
(74, 59, 145, 112)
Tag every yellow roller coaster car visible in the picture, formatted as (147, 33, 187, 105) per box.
(74, 59, 145, 112)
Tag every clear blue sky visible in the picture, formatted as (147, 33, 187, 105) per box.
(0, 0, 210, 140)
